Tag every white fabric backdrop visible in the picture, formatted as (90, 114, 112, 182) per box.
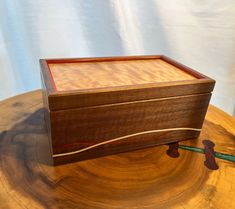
(1, 0, 235, 115)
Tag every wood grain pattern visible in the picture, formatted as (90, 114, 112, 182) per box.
(41, 56, 214, 164)
(40, 55, 215, 164)
(49, 59, 196, 91)
(53, 127, 202, 158)
(47, 80, 215, 111)
(50, 93, 211, 164)
(40, 55, 215, 111)
(0, 90, 234, 209)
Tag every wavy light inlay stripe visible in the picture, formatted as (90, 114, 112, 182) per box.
(53, 127, 201, 158)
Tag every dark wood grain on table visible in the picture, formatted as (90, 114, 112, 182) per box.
(0, 90, 234, 209)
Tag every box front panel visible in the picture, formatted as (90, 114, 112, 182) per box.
(49, 93, 211, 164)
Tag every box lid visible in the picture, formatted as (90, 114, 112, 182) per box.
(40, 55, 215, 111)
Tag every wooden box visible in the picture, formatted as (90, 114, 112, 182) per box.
(40, 55, 215, 165)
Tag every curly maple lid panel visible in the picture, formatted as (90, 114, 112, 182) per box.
(48, 59, 197, 91)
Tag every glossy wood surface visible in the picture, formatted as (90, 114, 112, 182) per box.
(40, 56, 215, 164)
(49, 59, 196, 91)
(40, 55, 215, 110)
(50, 93, 211, 164)
(0, 90, 234, 209)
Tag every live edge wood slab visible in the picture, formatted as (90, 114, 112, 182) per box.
(0, 90, 235, 209)
(40, 55, 215, 164)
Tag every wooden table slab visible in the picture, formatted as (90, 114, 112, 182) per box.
(0, 90, 234, 209)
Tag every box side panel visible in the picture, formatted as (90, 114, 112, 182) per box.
(40, 71, 54, 157)
(40, 59, 56, 94)
(49, 93, 211, 164)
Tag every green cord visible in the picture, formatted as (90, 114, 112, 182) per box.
(178, 145, 204, 154)
(178, 145, 235, 163)
(214, 152, 235, 163)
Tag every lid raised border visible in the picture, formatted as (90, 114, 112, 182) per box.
(40, 55, 215, 111)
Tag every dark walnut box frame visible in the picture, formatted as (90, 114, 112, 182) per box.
(40, 55, 215, 165)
